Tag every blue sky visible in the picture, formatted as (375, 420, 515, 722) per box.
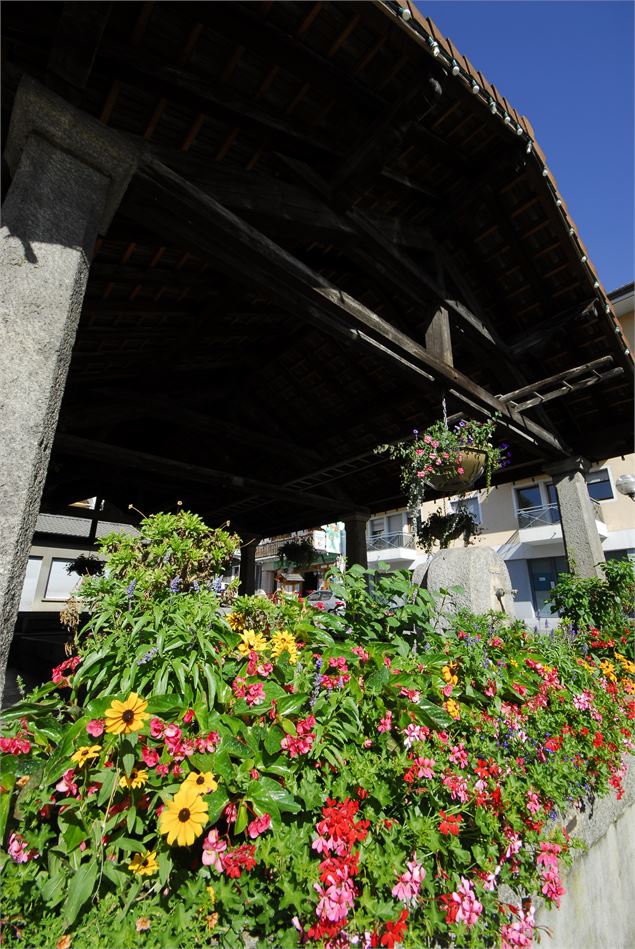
(417, 1, 634, 292)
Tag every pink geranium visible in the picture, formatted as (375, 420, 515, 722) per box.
(449, 877, 483, 928)
(392, 853, 425, 904)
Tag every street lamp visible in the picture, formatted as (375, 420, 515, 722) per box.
(615, 473, 635, 501)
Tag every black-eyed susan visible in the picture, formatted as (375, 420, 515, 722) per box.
(104, 693, 149, 735)
(270, 630, 298, 664)
(183, 770, 218, 794)
(128, 851, 159, 876)
(119, 766, 149, 790)
(70, 745, 102, 767)
(159, 783, 208, 846)
(237, 630, 268, 656)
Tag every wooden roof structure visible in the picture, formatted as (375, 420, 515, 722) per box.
(2, 0, 633, 537)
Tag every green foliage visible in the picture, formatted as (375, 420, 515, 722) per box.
(278, 539, 318, 568)
(416, 506, 480, 553)
(1, 515, 633, 949)
(546, 557, 635, 630)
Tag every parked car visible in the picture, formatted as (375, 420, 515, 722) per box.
(305, 590, 345, 613)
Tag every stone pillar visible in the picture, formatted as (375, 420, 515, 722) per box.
(239, 536, 260, 596)
(547, 457, 605, 578)
(0, 77, 138, 698)
(344, 513, 369, 569)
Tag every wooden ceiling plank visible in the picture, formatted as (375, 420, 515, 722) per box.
(125, 154, 567, 456)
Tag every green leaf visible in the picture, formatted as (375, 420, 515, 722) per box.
(365, 665, 391, 691)
(246, 777, 300, 814)
(206, 787, 231, 825)
(235, 802, 249, 835)
(96, 767, 117, 806)
(203, 666, 218, 707)
(158, 849, 173, 886)
(0, 767, 16, 840)
(59, 811, 86, 853)
(414, 697, 453, 730)
(62, 860, 98, 927)
(120, 738, 136, 776)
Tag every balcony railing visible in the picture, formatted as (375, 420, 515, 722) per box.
(367, 531, 415, 551)
(517, 499, 604, 530)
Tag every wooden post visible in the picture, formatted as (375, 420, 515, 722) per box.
(424, 254, 453, 365)
(239, 535, 261, 596)
(344, 513, 369, 569)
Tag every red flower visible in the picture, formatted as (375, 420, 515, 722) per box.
(439, 811, 462, 836)
(380, 909, 409, 947)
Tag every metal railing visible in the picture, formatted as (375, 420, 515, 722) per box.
(517, 499, 604, 530)
(367, 531, 415, 551)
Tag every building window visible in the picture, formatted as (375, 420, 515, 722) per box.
(585, 468, 613, 501)
(44, 559, 79, 601)
(515, 484, 543, 511)
(19, 557, 42, 611)
(528, 556, 569, 616)
(449, 496, 481, 525)
(369, 517, 384, 538)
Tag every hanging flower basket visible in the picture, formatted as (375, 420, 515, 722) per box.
(423, 448, 488, 492)
(377, 412, 511, 514)
(416, 506, 480, 554)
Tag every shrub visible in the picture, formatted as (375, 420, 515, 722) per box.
(546, 557, 635, 632)
(1, 515, 633, 949)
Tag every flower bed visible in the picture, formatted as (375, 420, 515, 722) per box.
(1, 513, 633, 949)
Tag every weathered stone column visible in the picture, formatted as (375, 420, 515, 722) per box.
(238, 536, 261, 596)
(547, 457, 605, 578)
(0, 77, 137, 698)
(344, 513, 369, 569)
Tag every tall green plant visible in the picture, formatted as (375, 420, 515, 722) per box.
(546, 557, 634, 631)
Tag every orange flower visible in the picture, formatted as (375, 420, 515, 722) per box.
(57, 937, 72, 949)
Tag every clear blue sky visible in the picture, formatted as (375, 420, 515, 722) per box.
(417, 1, 634, 292)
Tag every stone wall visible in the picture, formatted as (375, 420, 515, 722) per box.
(535, 756, 635, 949)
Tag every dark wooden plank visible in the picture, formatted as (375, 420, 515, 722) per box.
(54, 434, 360, 513)
(47, 2, 112, 92)
(498, 356, 615, 403)
(124, 154, 567, 456)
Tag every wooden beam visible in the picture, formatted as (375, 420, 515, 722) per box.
(54, 435, 360, 513)
(424, 255, 453, 365)
(498, 356, 615, 403)
(123, 154, 567, 456)
(46, 1, 112, 93)
(511, 368, 624, 411)
(507, 300, 598, 355)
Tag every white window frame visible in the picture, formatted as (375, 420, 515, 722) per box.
(448, 495, 482, 526)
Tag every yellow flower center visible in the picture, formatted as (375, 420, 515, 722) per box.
(178, 808, 191, 822)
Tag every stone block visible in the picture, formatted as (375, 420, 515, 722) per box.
(424, 546, 515, 616)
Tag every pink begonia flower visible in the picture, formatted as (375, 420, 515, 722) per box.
(86, 719, 105, 738)
(377, 711, 393, 733)
(247, 813, 271, 839)
(225, 802, 238, 824)
(141, 745, 160, 768)
(197, 731, 220, 753)
(155, 763, 169, 777)
(246, 682, 265, 707)
(201, 829, 227, 871)
(149, 717, 165, 739)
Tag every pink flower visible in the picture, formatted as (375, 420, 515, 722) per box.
(501, 904, 535, 949)
(8, 832, 37, 863)
(572, 690, 592, 711)
(141, 745, 160, 768)
(247, 813, 271, 839)
(197, 731, 220, 753)
(225, 802, 238, 824)
(541, 867, 566, 907)
(201, 829, 227, 871)
(163, 723, 182, 742)
(315, 880, 355, 922)
(155, 763, 169, 777)
(377, 711, 393, 733)
(403, 724, 428, 750)
(415, 757, 436, 779)
(449, 743, 468, 769)
(443, 772, 469, 803)
(352, 646, 369, 662)
(182, 709, 195, 724)
(55, 769, 78, 798)
(457, 467, 465, 475)
(449, 877, 483, 928)
(86, 719, 105, 738)
(246, 682, 265, 707)
(392, 853, 425, 904)
(150, 718, 165, 739)
(526, 790, 541, 815)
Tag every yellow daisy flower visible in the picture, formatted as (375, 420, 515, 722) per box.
(599, 660, 617, 682)
(119, 766, 149, 790)
(128, 851, 159, 876)
(105, 693, 149, 735)
(70, 745, 102, 767)
(159, 783, 209, 847)
(237, 630, 268, 656)
(270, 630, 299, 664)
(227, 612, 246, 632)
(183, 771, 218, 794)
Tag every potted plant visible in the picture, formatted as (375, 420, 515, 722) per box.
(379, 414, 510, 512)
(416, 506, 481, 554)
